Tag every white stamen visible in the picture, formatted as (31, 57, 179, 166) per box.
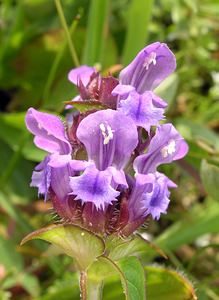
(161, 140, 176, 158)
(107, 125, 114, 139)
(99, 123, 114, 145)
(143, 52, 157, 70)
(99, 123, 106, 132)
(38, 123, 42, 130)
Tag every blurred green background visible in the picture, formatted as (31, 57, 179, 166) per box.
(0, 0, 219, 299)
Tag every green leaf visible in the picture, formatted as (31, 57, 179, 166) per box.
(122, 0, 154, 65)
(176, 118, 219, 152)
(155, 200, 219, 251)
(38, 273, 80, 300)
(0, 112, 26, 150)
(21, 224, 105, 271)
(65, 100, 108, 113)
(18, 273, 40, 297)
(0, 191, 33, 233)
(0, 235, 24, 272)
(201, 160, 219, 201)
(117, 256, 146, 300)
(107, 234, 167, 262)
(88, 256, 117, 283)
(0, 112, 45, 162)
(154, 73, 179, 110)
(146, 265, 197, 300)
(102, 279, 124, 300)
(83, 0, 109, 65)
(93, 256, 146, 300)
(0, 138, 38, 204)
(0, 291, 11, 300)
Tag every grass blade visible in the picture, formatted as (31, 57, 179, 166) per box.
(122, 0, 154, 65)
(55, 0, 80, 67)
(83, 0, 109, 65)
(42, 14, 81, 106)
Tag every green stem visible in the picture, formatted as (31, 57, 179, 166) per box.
(80, 271, 87, 300)
(54, 0, 80, 67)
(87, 281, 103, 300)
(79, 271, 102, 300)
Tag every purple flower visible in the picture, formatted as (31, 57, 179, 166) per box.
(117, 90, 167, 132)
(26, 42, 189, 235)
(134, 123, 189, 174)
(128, 172, 177, 222)
(143, 173, 176, 220)
(118, 42, 176, 93)
(30, 155, 73, 202)
(70, 164, 120, 209)
(75, 109, 138, 171)
(25, 108, 73, 200)
(112, 42, 175, 131)
(123, 123, 188, 223)
(69, 109, 138, 209)
(25, 108, 71, 155)
(68, 65, 96, 87)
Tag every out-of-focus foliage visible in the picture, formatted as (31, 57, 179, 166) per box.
(0, 0, 219, 299)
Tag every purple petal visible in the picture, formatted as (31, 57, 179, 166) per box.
(25, 108, 71, 154)
(134, 123, 189, 174)
(118, 91, 166, 132)
(151, 93, 168, 108)
(128, 173, 154, 221)
(112, 84, 135, 99)
(108, 167, 128, 188)
(48, 154, 72, 168)
(142, 172, 176, 220)
(31, 152, 86, 202)
(68, 65, 96, 87)
(31, 155, 75, 202)
(119, 42, 176, 93)
(128, 172, 176, 221)
(30, 156, 51, 200)
(50, 164, 73, 202)
(69, 164, 120, 210)
(76, 109, 138, 170)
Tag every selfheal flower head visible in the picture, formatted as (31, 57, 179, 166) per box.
(26, 41, 188, 236)
(119, 42, 176, 93)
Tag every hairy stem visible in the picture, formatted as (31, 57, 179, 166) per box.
(79, 271, 103, 300)
(80, 271, 87, 300)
